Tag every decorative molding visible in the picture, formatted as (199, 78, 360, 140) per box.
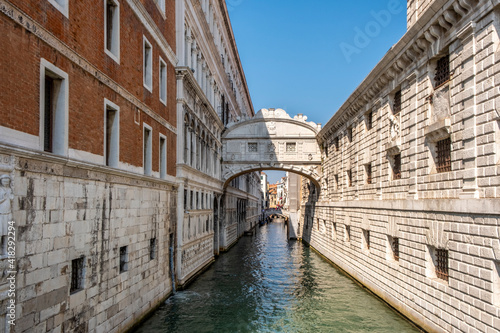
(424, 118, 451, 142)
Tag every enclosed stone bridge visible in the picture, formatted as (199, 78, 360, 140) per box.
(221, 108, 322, 188)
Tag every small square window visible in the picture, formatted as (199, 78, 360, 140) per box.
(150, 238, 157, 260)
(119, 246, 128, 272)
(427, 246, 448, 282)
(248, 142, 258, 152)
(71, 257, 85, 293)
(434, 54, 450, 88)
(286, 142, 297, 152)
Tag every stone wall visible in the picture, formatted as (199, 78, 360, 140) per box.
(0, 150, 177, 332)
(306, 0, 500, 332)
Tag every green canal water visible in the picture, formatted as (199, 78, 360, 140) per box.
(134, 222, 421, 333)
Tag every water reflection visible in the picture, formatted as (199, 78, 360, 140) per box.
(135, 223, 420, 333)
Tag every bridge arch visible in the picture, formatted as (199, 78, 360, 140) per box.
(221, 108, 323, 188)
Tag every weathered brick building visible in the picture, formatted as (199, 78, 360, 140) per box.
(298, 0, 500, 331)
(0, 0, 178, 331)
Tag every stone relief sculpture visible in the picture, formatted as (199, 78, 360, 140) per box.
(0, 175, 14, 236)
(388, 113, 400, 140)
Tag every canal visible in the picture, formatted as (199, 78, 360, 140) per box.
(135, 222, 421, 333)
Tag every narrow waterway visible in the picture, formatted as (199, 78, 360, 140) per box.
(135, 222, 421, 333)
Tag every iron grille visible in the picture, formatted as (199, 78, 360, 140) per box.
(71, 257, 84, 293)
(366, 164, 372, 185)
(436, 249, 449, 281)
(286, 143, 296, 152)
(436, 138, 451, 173)
(248, 143, 258, 152)
(366, 111, 373, 130)
(392, 237, 399, 261)
(393, 154, 401, 180)
(434, 55, 450, 88)
(393, 90, 402, 114)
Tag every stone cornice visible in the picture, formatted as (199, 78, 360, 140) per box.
(318, 0, 488, 143)
(0, 0, 177, 135)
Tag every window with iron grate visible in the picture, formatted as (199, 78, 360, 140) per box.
(392, 237, 399, 261)
(365, 111, 373, 131)
(71, 257, 85, 293)
(286, 142, 296, 152)
(120, 246, 128, 273)
(248, 142, 258, 152)
(436, 138, 451, 173)
(435, 249, 449, 282)
(393, 154, 401, 180)
(347, 127, 353, 143)
(434, 54, 450, 88)
(365, 164, 372, 185)
(393, 90, 402, 115)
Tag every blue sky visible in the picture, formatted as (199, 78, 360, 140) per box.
(228, 0, 407, 183)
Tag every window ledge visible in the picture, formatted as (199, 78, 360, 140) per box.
(105, 49, 120, 64)
(424, 117, 451, 142)
(385, 137, 401, 155)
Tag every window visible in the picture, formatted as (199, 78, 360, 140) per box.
(143, 125, 152, 176)
(48, 0, 69, 17)
(143, 37, 153, 91)
(393, 154, 401, 180)
(104, 99, 119, 167)
(105, 0, 120, 62)
(332, 222, 337, 240)
(347, 127, 353, 143)
(334, 174, 339, 190)
(494, 261, 500, 307)
(40, 59, 69, 156)
(363, 230, 370, 251)
(393, 90, 402, 115)
(434, 54, 450, 88)
(248, 142, 258, 152)
(436, 137, 451, 173)
(184, 189, 187, 209)
(365, 164, 372, 185)
(334, 137, 339, 151)
(150, 238, 157, 260)
(345, 225, 351, 242)
(196, 192, 199, 209)
(159, 135, 167, 179)
(286, 142, 296, 152)
(365, 111, 373, 131)
(71, 257, 85, 293)
(154, 0, 165, 13)
(388, 236, 399, 262)
(0, 236, 6, 256)
(347, 170, 352, 187)
(119, 246, 128, 272)
(190, 191, 193, 210)
(159, 57, 167, 104)
(427, 246, 448, 282)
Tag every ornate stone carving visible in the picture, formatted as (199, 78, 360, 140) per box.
(0, 175, 14, 236)
(389, 113, 400, 140)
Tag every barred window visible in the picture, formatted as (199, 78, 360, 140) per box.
(347, 127, 353, 143)
(150, 238, 157, 260)
(393, 154, 401, 180)
(286, 142, 296, 152)
(365, 164, 372, 185)
(366, 111, 373, 131)
(434, 55, 450, 88)
(435, 249, 449, 281)
(392, 237, 399, 261)
(436, 138, 451, 173)
(334, 137, 339, 151)
(393, 90, 401, 115)
(120, 246, 128, 273)
(364, 230, 370, 250)
(71, 257, 85, 293)
(248, 142, 258, 152)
